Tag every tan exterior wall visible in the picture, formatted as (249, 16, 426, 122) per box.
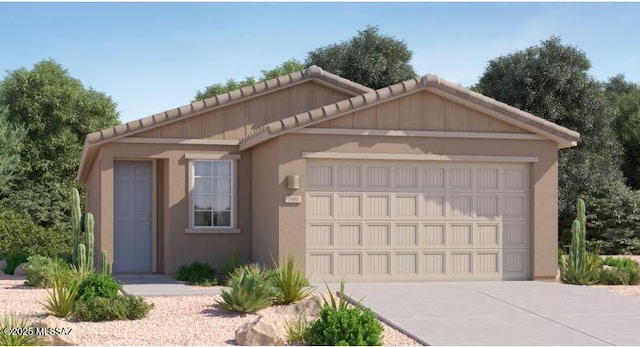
(250, 138, 281, 265)
(132, 81, 351, 141)
(94, 142, 252, 274)
(313, 91, 531, 134)
(271, 133, 559, 279)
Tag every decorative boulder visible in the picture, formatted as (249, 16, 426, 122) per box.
(35, 316, 81, 346)
(0, 259, 6, 273)
(235, 316, 286, 346)
(13, 262, 27, 276)
(274, 296, 322, 318)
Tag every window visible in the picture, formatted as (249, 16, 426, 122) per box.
(192, 160, 234, 228)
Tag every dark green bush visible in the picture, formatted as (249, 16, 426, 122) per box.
(0, 206, 72, 258)
(74, 295, 153, 322)
(175, 261, 217, 286)
(308, 306, 383, 346)
(599, 257, 640, 285)
(4, 252, 28, 274)
(77, 274, 122, 301)
(24, 255, 69, 287)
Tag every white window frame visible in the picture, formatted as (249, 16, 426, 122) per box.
(186, 153, 241, 234)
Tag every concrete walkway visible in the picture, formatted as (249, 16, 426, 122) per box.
(335, 281, 640, 346)
(115, 275, 222, 296)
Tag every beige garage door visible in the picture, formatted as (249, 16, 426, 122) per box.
(305, 160, 530, 281)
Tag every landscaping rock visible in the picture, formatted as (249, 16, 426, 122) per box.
(0, 259, 6, 273)
(35, 316, 81, 346)
(274, 296, 321, 317)
(235, 316, 285, 346)
(13, 262, 27, 276)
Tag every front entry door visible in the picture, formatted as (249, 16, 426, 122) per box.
(114, 161, 152, 273)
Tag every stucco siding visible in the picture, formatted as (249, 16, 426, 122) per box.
(131, 81, 351, 141)
(274, 133, 559, 280)
(313, 91, 532, 134)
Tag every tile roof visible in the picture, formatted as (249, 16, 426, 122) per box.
(238, 74, 580, 150)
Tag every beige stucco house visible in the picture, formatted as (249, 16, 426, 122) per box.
(77, 66, 579, 281)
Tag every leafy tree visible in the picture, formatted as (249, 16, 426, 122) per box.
(0, 106, 24, 194)
(605, 75, 640, 189)
(0, 60, 120, 228)
(475, 37, 631, 248)
(305, 25, 417, 89)
(194, 59, 304, 101)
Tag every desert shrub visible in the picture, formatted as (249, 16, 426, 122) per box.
(0, 206, 72, 258)
(77, 274, 121, 301)
(285, 314, 311, 345)
(272, 256, 313, 305)
(216, 268, 274, 313)
(74, 295, 153, 322)
(4, 252, 28, 275)
(0, 313, 45, 346)
(24, 255, 69, 288)
(175, 261, 217, 286)
(599, 257, 640, 285)
(42, 271, 79, 318)
(308, 306, 383, 346)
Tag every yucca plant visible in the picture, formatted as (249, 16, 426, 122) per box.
(216, 272, 274, 313)
(320, 280, 355, 311)
(272, 256, 313, 305)
(0, 314, 44, 346)
(42, 271, 79, 318)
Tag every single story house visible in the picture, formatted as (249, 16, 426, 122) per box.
(77, 65, 579, 281)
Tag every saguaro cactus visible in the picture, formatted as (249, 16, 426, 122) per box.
(71, 188, 82, 266)
(85, 212, 95, 270)
(78, 243, 87, 270)
(569, 198, 587, 270)
(559, 198, 601, 285)
(101, 250, 112, 276)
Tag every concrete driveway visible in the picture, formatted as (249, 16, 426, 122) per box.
(334, 281, 640, 346)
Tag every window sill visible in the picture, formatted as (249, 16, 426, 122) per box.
(185, 228, 241, 234)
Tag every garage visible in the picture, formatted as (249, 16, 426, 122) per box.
(305, 159, 530, 281)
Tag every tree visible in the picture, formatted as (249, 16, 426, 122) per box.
(0, 106, 24, 194)
(305, 26, 417, 89)
(604, 75, 640, 190)
(475, 37, 633, 249)
(194, 59, 304, 101)
(0, 60, 120, 227)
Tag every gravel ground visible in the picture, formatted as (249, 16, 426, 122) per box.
(0, 273, 420, 346)
(594, 255, 640, 300)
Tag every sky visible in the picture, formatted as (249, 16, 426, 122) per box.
(0, 2, 639, 124)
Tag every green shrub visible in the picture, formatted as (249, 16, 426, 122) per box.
(77, 274, 122, 301)
(285, 314, 311, 345)
(308, 306, 383, 346)
(599, 257, 640, 285)
(216, 270, 274, 313)
(42, 271, 79, 318)
(74, 295, 153, 322)
(0, 206, 72, 258)
(0, 313, 45, 346)
(175, 261, 217, 286)
(4, 252, 28, 275)
(272, 256, 313, 305)
(24, 255, 69, 288)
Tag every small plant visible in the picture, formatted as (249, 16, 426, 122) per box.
(308, 306, 383, 346)
(559, 198, 602, 285)
(74, 295, 153, 322)
(220, 249, 243, 282)
(285, 313, 311, 345)
(175, 261, 217, 286)
(272, 256, 313, 305)
(42, 271, 79, 318)
(321, 280, 352, 311)
(77, 274, 122, 301)
(4, 252, 28, 275)
(0, 313, 44, 346)
(599, 257, 640, 285)
(24, 256, 69, 288)
(216, 271, 274, 313)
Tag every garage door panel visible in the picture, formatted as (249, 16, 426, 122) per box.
(306, 160, 531, 281)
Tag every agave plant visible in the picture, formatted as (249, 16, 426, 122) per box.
(216, 270, 274, 313)
(0, 314, 44, 346)
(272, 256, 313, 305)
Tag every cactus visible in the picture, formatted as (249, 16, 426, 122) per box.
(78, 243, 86, 271)
(569, 198, 587, 270)
(101, 250, 112, 276)
(85, 212, 94, 270)
(559, 198, 601, 285)
(71, 188, 82, 266)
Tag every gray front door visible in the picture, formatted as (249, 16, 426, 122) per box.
(114, 161, 152, 273)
